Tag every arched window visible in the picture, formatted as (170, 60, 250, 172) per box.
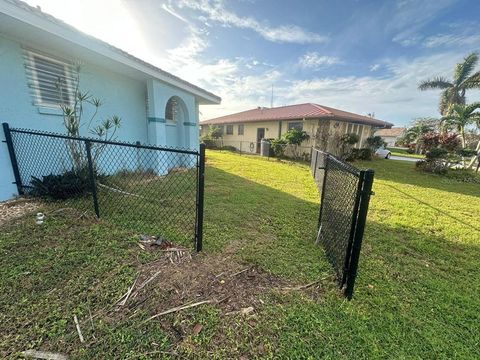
(165, 97, 179, 122)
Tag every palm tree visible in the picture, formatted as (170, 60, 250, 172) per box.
(441, 102, 480, 148)
(405, 123, 433, 153)
(419, 52, 480, 115)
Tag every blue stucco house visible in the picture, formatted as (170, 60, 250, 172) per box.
(0, 0, 220, 201)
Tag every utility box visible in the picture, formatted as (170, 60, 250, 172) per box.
(260, 139, 270, 157)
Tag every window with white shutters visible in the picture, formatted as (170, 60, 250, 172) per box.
(25, 50, 75, 108)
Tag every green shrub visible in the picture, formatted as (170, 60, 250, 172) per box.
(415, 159, 448, 174)
(425, 147, 448, 160)
(202, 139, 219, 149)
(366, 136, 386, 150)
(346, 148, 373, 161)
(220, 145, 237, 152)
(31, 169, 91, 199)
(457, 148, 478, 158)
(270, 138, 288, 158)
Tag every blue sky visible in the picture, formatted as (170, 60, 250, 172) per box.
(25, 0, 480, 125)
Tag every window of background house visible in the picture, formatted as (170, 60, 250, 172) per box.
(347, 123, 353, 133)
(288, 121, 303, 131)
(26, 51, 74, 107)
(238, 124, 244, 135)
(226, 124, 233, 135)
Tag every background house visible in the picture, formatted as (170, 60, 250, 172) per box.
(201, 103, 393, 156)
(0, 0, 220, 201)
(373, 127, 406, 147)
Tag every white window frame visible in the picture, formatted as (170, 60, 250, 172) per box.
(26, 50, 75, 109)
(288, 121, 303, 131)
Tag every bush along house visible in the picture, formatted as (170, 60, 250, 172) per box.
(0, 0, 220, 201)
(200, 103, 393, 159)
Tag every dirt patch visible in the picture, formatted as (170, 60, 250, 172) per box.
(0, 198, 40, 226)
(121, 248, 289, 320)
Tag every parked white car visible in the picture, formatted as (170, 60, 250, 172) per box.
(375, 147, 391, 159)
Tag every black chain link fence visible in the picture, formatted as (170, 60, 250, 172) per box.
(2, 123, 205, 251)
(311, 148, 374, 299)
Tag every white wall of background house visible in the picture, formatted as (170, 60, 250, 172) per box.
(0, 0, 220, 201)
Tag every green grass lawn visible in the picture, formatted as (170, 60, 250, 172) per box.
(1, 150, 479, 359)
(387, 147, 425, 159)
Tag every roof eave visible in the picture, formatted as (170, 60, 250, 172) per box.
(1, 0, 221, 105)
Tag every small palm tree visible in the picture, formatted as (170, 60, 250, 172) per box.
(441, 102, 480, 148)
(419, 52, 480, 115)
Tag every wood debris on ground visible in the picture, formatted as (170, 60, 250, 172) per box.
(21, 350, 67, 360)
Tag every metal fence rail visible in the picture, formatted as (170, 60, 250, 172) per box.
(2, 123, 205, 251)
(311, 148, 374, 299)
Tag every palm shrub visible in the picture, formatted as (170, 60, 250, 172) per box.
(282, 128, 310, 159)
(57, 66, 121, 173)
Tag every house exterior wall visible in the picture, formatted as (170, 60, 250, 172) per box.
(201, 118, 375, 157)
(380, 136, 397, 147)
(0, 35, 200, 200)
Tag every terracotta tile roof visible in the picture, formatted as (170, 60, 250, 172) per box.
(374, 127, 406, 137)
(201, 103, 393, 127)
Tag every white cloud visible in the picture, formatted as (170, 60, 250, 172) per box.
(369, 64, 381, 71)
(298, 52, 342, 69)
(199, 52, 480, 126)
(423, 33, 480, 48)
(174, 0, 328, 44)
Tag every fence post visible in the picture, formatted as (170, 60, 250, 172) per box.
(313, 148, 318, 179)
(85, 141, 100, 218)
(317, 153, 329, 231)
(2, 123, 23, 195)
(195, 143, 206, 252)
(342, 173, 365, 286)
(344, 169, 374, 300)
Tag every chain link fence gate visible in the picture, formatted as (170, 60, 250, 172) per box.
(311, 148, 374, 299)
(2, 123, 205, 251)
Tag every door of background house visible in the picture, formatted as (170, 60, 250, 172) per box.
(256, 128, 265, 153)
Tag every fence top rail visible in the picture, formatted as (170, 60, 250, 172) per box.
(6, 124, 200, 155)
(312, 147, 361, 177)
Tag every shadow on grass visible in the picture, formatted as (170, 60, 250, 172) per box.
(202, 166, 330, 282)
(359, 158, 480, 197)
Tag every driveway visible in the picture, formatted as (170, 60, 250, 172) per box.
(389, 156, 419, 162)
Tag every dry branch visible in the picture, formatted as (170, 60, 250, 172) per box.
(73, 315, 84, 343)
(97, 182, 143, 198)
(145, 300, 214, 322)
(230, 268, 249, 278)
(21, 350, 67, 360)
(117, 277, 139, 306)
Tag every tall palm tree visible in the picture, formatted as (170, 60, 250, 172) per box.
(441, 102, 480, 148)
(419, 52, 480, 115)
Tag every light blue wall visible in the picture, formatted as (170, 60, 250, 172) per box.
(0, 35, 200, 201)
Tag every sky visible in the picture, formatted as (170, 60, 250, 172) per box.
(23, 0, 480, 126)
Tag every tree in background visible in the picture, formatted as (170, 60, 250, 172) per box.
(441, 102, 480, 148)
(419, 52, 480, 115)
